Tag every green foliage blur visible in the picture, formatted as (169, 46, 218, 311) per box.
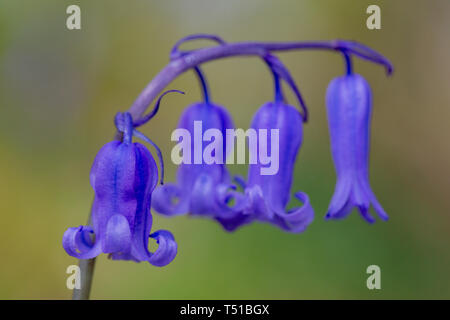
(0, 0, 449, 299)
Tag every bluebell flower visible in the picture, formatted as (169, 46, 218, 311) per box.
(218, 55, 314, 232)
(217, 101, 314, 232)
(152, 101, 246, 219)
(63, 113, 177, 266)
(325, 73, 388, 223)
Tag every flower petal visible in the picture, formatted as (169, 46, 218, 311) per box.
(272, 191, 314, 233)
(358, 205, 375, 224)
(103, 214, 132, 253)
(152, 183, 190, 216)
(214, 183, 252, 231)
(325, 74, 388, 223)
(326, 176, 352, 219)
(147, 230, 178, 267)
(361, 178, 389, 221)
(215, 183, 248, 216)
(62, 226, 102, 259)
(215, 213, 253, 232)
(190, 174, 217, 214)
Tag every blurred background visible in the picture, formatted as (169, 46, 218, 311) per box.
(0, 0, 449, 299)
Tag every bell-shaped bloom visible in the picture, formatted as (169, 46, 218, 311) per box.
(325, 74, 388, 223)
(217, 101, 314, 232)
(63, 135, 177, 266)
(152, 102, 245, 220)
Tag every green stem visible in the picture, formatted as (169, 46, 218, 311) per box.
(72, 256, 96, 300)
(72, 198, 96, 300)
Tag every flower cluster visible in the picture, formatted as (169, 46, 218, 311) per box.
(63, 34, 393, 266)
(152, 58, 315, 232)
(153, 36, 391, 233)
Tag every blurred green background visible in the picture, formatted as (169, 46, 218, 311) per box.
(1, 0, 449, 299)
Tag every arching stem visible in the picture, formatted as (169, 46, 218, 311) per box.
(342, 50, 353, 75)
(127, 39, 392, 123)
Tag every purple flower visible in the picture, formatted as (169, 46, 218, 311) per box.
(325, 73, 388, 223)
(149, 37, 392, 232)
(62, 113, 177, 266)
(152, 52, 314, 233)
(152, 102, 246, 219)
(217, 101, 314, 232)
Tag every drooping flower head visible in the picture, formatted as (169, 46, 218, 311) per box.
(219, 100, 314, 232)
(152, 39, 246, 220)
(325, 73, 388, 223)
(63, 112, 177, 266)
(217, 55, 314, 232)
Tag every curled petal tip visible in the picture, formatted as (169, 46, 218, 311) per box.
(148, 230, 178, 267)
(62, 226, 101, 259)
(359, 206, 376, 224)
(152, 183, 190, 216)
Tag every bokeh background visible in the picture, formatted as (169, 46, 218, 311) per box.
(1, 0, 449, 299)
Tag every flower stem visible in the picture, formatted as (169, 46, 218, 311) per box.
(72, 256, 96, 300)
